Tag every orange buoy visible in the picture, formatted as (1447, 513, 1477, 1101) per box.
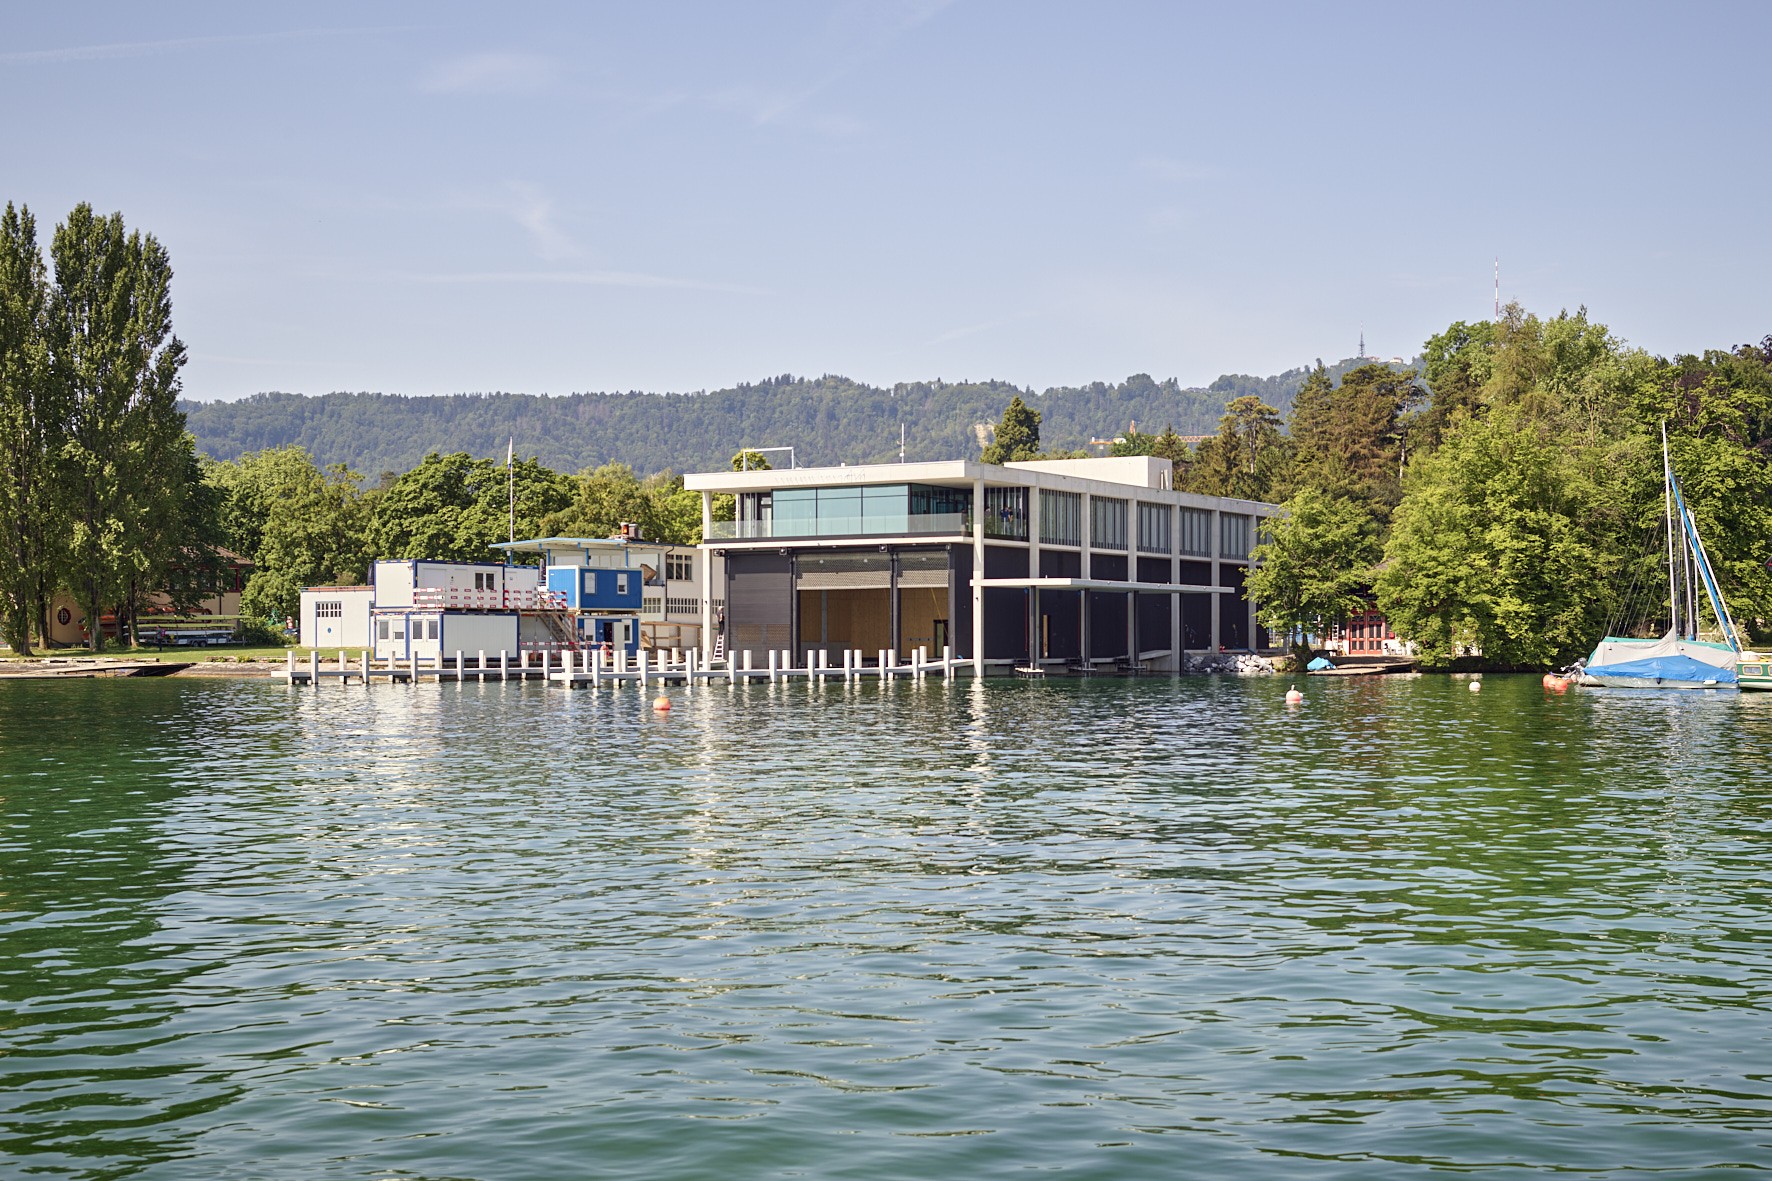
(1284, 685, 1303, 704)
(652, 695, 672, 712)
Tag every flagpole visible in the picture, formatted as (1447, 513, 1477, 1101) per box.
(507, 437, 515, 562)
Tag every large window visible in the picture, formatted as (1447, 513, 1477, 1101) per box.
(315, 600, 342, 618)
(984, 486, 1028, 539)
(1091, 496, 1128, 550)
(1040, 490, 1081, 545)
(1137, 503, 1170, 554)
(666, 552, 693, 581)
(1179, 508, 1212, 556)
(730, 484, 970, 539)
(1220, 513, 1251, 559)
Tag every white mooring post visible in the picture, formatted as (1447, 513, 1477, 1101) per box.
(500, 650, 509, 681)
(942, 644, 953, 675)
(286, 650, 295, 682)
(360, 649, 369, 684)
(768, 649, 779, 683)
(639, 648, 650, 688)
(591, 646, 602, 687)
(542, 649, 551, 680)
(742, 649, 753, 682)
(337, 650, 345, 678)
(686, 647, 697, 683)
(478, 650, 486, 681)
(913, 646, 925, 680)
(309, 649, 319, 685)
(408, 652, 417, 683)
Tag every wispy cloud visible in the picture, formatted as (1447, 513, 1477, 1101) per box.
(929, 311, 1040, 345)
(473, 182, 580, 261)
(395, 270, 769, 296)
(0, 26, 409, 65)
(417, 52, 560, 95)
(701, 0, 955, 134)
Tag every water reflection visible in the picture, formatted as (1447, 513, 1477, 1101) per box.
(2, 675, 1771, 1179)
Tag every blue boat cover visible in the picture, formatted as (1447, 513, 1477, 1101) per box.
(1306, 657, 1335, 671)
(1586, 654, 1738, 684)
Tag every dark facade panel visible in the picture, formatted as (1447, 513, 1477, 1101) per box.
(952, 546, 973, 659)
(1137, 557, 1172, 584)
(1039, 549, 1081, 578)
(1221, 566, 1250, 648)
(726, 551, 794, 649)
(983, 544, 1029, 579)
(1092, 553, 1128, 582)
(1086, 591, 1128, 659)
(1179, 560, 1213, 586)
(1183, 594, 1212, 650)
(1038, 589, 1082, 661)
(982, 586, 1026, 660)
(1136, 592, 1171, 652)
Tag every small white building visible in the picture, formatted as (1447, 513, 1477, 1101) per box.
(299, 585, 375, 649)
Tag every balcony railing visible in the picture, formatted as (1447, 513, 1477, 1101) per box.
(705, 512, 972, 541)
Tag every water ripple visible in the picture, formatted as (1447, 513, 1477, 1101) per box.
(3, 675, 1771, 1178)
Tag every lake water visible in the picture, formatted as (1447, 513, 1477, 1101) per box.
(3, 674, 1771, 1180)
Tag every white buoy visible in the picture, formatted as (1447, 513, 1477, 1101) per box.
(1469, 680, 1482, 692)
(1285, 685, 1303, 703)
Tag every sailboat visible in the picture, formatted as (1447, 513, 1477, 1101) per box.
(1578, 426, 1747, 690)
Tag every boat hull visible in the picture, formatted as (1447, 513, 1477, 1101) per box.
(1739, 657, 1772, 692)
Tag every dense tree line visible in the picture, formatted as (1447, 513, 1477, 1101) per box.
(1237, 306, 1772, 668)
(182, 359, 1396, 478)
(0, 203, 204, 653)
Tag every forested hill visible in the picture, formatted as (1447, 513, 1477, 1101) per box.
(182, 355, 1400, 477)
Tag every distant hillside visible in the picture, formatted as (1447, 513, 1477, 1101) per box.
(182, 356, 1408, 476)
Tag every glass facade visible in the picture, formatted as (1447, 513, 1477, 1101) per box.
(731, 484, 972, 539)
(1137, 502, 1170, 554)
(1179, 508, 1212, 556)
(1092, 497, 1128, 550)
(1040, 490, 1081, 545)
(1220, 513, 1251, 559)
(984, 486, 1028, 539)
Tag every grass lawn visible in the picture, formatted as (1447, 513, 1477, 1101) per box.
(2, 645, 309, 663)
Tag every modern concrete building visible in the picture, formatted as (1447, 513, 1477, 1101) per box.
(684, 457, 1278, 676)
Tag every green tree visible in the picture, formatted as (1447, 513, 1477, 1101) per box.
(0, 203, 58, 653)
(1287, 363, 1418, 516)
(46, 205, 189, 650)
(1375, 409, 1634, 667)
(980, 395, 1041, 464)
(211, 446, 376, 624)
(1186, 395, 1287, 501)
(1244, 488, 1382, 662)
(541, 462, 654, 542)
(731, 449, 773, 472)
(370, 452, 570, 563)
(1648, 337, 1772, 640)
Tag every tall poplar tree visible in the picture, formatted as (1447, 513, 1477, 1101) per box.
(0, 203, 59, 653)
(46, 205, 188, 650)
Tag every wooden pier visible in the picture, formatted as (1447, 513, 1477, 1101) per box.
(277, 645, 966, 688)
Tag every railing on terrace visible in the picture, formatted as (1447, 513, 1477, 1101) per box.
(705, 512, 977, 541)
(411, 587, 568, 611)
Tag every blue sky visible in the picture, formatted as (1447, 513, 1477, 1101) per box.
(6, 1, 1769, 401)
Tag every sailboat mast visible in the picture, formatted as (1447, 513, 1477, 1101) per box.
(1662, 423, 1679, 636)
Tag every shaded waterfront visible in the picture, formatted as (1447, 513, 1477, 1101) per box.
(4, 675, 1771, 1179)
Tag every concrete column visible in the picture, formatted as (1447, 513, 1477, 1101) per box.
(1170, 506, 1182, 670)
(699, 490, 714, 662)
(971, 477, 986, 677)
(1210, 510, 1222, 651)
(1027, 482, 1041, 667)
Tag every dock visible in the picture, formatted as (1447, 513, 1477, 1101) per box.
(276, 645, 967, 688)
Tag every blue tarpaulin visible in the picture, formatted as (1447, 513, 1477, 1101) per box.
(1306, 657, 1335, 671)
(1586, 654, 1738, 685)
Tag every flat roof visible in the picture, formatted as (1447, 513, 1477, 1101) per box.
(684, 458, 1276, 512)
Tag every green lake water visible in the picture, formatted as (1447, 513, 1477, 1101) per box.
(3, 674, 1771, 1179)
